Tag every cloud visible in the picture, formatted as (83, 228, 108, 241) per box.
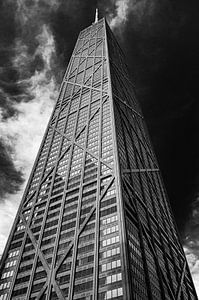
(0, 0, 62, 200)
(0, 76, 57, 251)
(0, 139, 24, 199)
(0, 21, 58, 253)
(0, 74, 57, 177)
(183, 193, 199, 295)
(0, 192, 22, 254)
(0, 23, 58, 191)
(36, 25, 56, 69)
(184, 246, 199, 296)
(15, 0, 61, 27)
(185, 199, 199, 246)
(105, 0, 157, 30)
(109, 0, 130, 29)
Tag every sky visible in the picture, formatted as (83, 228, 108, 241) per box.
(0, 0, 199, 294)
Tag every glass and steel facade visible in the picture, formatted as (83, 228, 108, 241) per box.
(0, 18, 197, 300)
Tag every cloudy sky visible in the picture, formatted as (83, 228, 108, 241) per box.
(0, 0, 199, 294)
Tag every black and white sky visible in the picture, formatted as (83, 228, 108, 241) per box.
(0, 0, 199, 294)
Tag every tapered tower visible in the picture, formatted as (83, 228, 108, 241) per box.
(0, 18, 197, 300)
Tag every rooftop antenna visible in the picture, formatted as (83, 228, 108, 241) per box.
(94, 8, 98, 23)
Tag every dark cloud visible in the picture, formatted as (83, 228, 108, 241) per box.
(0, 90, 16, 120)
(0, 1, 17, 65)
(0, 77, 25, 97)
(111, 0, 199, 234)
(0, 0, 58, 200)
(49, 0, 98, 72)
(0, 139, 24, 199)
(0, 0, 58, 112)
(0, 1, 19, 119)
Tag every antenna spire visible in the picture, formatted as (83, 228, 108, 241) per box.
(95, 8, 98, 23)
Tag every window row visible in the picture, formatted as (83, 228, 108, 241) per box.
(103, 287, 123, 299)
(5, 260, 17, 268)
(102, 235, 120, 247)
(0, 294, 8, 300)
(102, 225, 119, 236)
(0, 282, 10, 290)
(101, 247, 120, 259)
(101, 259, 121, 272)
(1, 270, 13, 279)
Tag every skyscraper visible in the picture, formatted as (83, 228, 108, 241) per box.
(0, 16, 197, 300)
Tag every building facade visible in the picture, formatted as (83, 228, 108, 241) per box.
(0, 18, 198, 300)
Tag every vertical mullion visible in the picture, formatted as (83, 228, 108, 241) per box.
(144, 147, 178, 296)
(67, 25, 96, 300)
(156, 171, 196, 299)
(56, 81, 84, 299)
(45, 143, 75, 299)
(118, 104, 153, 299)
(135, 120, 172, 297)
(23, 47, 75, 299)
(93, 23, 104, 300)
(156, 170, 185, 250)
(45, 54, 83, 300)
(121, 105, 167, 298)
(104, 19, 131, 300)
(25, 72, 76, 299)
(134, 116, 156, 165)
(121, 110, 173, 231)
(114, 69, 157, 168)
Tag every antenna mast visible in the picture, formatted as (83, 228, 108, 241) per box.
(95, 8, 98, 23)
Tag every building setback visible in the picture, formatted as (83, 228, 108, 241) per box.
(0, 17, 198, 300)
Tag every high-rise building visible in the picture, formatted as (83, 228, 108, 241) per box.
(0, 16, 197, 300)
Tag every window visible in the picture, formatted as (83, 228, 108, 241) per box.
(78, 243, 94, 254)
(102, 235, 119, 247)
(0, 282, 10, 290)
(61, 221, 76, 231)
(17, 224, 25, 231)
(79, 233, 95, 244)
(45, 219, 59, 229)
(15, 274, 30, 285)
(102, 247, 120, 259)
(43, 228, 57, 238)
(5, 260, 17, 268)
(41, 237, 56, 247)
(101, 259, 121, 272)
(107, 189, 115, 197)
(0, 294, 8, 300)
(75, 267, 93, 279)
(12, 287, 27, 296)
(100, 206, 117, 218)
(74, 280, 93, 293)
(103, 225, 118, 236)
(1, 270, 14, 279)
(105, 287, 123, 299)
(101, 215, 118, 225)
(101, 197, 116, 209)
(106, 273, 122, 284)
(79, 255, 94, 266)
(8, 250, 19, 258)
(21, 253, 35, 262)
